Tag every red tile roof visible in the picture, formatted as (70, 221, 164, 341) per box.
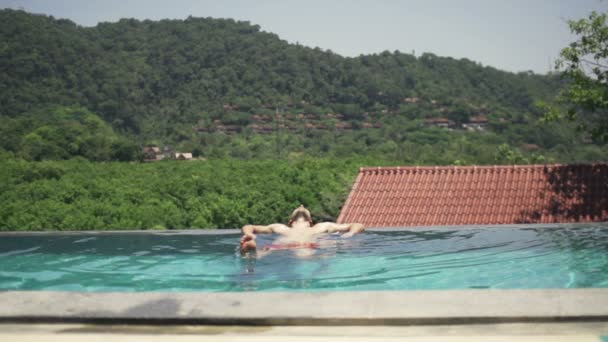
(337, 164, 608, 227)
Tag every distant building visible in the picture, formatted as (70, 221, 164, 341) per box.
(142, 146, 163, 161)
(174, 152, 193, 160)
(143, 145, 195, 161)
(424, 117, 454, 129)
(463, 115, 489, 131)
(361, 122, 374, 129)
(335, 122, 353, 130)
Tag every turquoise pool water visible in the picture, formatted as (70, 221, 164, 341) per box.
(1, 224, 607, 292)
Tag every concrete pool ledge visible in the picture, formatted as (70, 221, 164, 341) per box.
(0, 222, 605, 235)
(1, 289, 607, 325)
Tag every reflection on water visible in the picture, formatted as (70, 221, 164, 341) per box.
(0, 223, 607, 292)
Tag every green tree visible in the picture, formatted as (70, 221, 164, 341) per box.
(543, 11, 608, 142)
(494, 143, 526, 164)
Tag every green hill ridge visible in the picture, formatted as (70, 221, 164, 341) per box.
(0, 9, 605, 163)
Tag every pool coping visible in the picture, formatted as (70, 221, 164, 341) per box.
(1, 289, 607, 325)
(0, 222, 606, 235)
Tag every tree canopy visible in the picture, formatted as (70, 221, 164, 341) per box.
(1, 10, 557, 134)
(543, 11, 608, 142)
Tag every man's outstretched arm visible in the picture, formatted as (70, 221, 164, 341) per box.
(240, 224, 289, 253)
(313, 222, 365, 237)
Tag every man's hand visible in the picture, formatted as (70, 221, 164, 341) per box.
(342, 223, 364, 238)
(240, 232, 257, 253)
(240, 232, 256, 243)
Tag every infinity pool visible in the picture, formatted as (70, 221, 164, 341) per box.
(1, 224, 607, 292)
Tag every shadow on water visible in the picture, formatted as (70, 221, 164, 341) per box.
(517, 164, 608, 223)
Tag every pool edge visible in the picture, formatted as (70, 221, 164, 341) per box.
(1, 289, 607, 325)
(0, 222, 606, 235)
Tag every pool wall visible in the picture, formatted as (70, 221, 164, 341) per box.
(1, 289, 608, 325)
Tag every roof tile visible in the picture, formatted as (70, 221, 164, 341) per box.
(337, 164, 608, 227)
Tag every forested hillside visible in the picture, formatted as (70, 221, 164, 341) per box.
(1, 9, 554, 123)
(3, 9, 605, 163)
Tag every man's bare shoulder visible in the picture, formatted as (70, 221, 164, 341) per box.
(312, 222, 349, 233)
(267, 223, 290, 234)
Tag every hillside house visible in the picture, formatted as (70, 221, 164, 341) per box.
(217, 125, 240, 134)
(174, 152, 193, 160)
(424, 117, 454, 129)
(251, 124, 274, 134)
(361, 122, 374, 129)
(142, 146, 163, 161)
(335, 122, 353, 130)
(463, 115, 489, 131)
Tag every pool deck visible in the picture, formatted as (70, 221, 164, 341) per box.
(0, 322, 608, 341)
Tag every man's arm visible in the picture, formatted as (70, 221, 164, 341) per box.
(240, 224, 289, 253)
(242, 223, 289, 236)
(313, 222, 365, 237)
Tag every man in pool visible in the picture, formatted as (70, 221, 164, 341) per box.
(239, 205, 364, 257)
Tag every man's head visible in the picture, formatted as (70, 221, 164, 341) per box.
(288, 205, 313, 227)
